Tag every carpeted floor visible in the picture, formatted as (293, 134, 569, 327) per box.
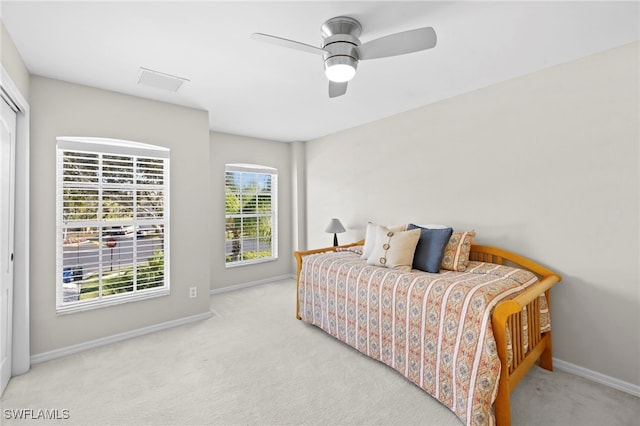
(1, 279, 638, 425)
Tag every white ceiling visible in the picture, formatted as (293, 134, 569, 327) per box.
(2, 1, 638, 142)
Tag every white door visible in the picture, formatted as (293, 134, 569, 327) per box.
(0, 96, 17, 395)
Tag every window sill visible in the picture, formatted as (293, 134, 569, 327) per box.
(56, 287, 170, 315)
(225, 257, 278, 268)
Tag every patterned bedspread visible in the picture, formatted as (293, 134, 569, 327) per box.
(298, 249, 549, 426)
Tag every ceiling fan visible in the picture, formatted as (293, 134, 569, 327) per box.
(251, 16, 437, 98)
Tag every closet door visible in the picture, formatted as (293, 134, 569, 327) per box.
(0, 96, 17, 395)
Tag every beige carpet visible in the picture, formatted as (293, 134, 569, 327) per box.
(1, 279, 638, 425)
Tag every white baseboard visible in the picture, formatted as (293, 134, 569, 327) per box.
(31, 311, 213, 365)
(30, 274, 293, 364)
(210, 274, 295, 295)
(553, 357, 640, 397)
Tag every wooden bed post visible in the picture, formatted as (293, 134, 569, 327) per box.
(294, 251, 303, 320)
(492, 301, 519, 426)
(539, 289, 554, 371)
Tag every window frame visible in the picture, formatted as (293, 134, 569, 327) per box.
(55, 136, 170, 314)
(224, 163, 278, 267)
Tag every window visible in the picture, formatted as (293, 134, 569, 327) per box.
(225, 164, 277, 266)
(56, 137, 170, 313)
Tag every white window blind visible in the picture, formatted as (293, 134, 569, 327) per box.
(225, 164, 277, 266)
(56, 137, 170, 313)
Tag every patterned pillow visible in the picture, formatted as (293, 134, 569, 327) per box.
(361, 222, 407, 259)
(366, 226, 420, 271)
(441, 231, 476, 271)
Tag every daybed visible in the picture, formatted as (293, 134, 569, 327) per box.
(294, 233, 561, 426)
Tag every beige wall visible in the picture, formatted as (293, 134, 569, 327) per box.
(305, 42, 640, 387)
(209, 132, 293, 290)
(29, 76, 211, 355)
(1, 20, 29, 100)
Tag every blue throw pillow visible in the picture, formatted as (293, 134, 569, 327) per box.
(408, 224, 453, 273)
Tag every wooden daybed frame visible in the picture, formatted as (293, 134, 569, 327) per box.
(294, 240, 561, 426)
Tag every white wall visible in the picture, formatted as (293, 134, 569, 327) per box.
(304, 42, 640, 387)
(29, 76, 212, 356)
(291, 141, 307, 252)
(209, 131, 293, 290)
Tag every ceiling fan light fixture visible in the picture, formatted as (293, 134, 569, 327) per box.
(325, 63, 356, 82)
(324, 56, 357, 82)
(251, 15, 437, 97)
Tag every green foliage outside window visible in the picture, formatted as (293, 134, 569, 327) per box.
(79, 250, 165, 299)
(225, 169, 275, 264)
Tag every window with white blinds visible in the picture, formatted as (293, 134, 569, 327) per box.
(56, 137, 170, 313)
(225, 164, 277, 267)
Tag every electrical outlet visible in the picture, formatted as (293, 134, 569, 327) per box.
(189, 287, 197, 298)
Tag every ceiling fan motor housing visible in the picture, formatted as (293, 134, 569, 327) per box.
(321, 16, 362, 76)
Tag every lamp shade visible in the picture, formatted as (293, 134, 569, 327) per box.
(325, 218, 346, 234)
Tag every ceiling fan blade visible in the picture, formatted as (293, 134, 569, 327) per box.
(251, 33, 327, 55)
(329, 81, 348, 98)
(356, 27, 437, 60)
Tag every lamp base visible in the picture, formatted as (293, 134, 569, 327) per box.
(333, 233, 338, 247)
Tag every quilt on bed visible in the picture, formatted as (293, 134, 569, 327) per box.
(298, 249, 549, 426)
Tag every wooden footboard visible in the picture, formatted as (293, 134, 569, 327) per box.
(294, 242, 561, 426)
(469, 245, 561, 426)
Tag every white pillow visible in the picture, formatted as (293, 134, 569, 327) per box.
(366, 226, 420, 272)
(361, 222, 407, 259)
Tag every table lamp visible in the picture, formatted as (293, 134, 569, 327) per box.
(325, 218, 346, 247)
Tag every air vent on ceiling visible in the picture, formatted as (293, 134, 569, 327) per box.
(137, 67, 189, 92)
